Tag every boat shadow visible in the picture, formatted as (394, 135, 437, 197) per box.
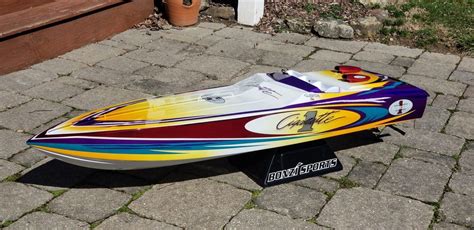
(17, 130, 384, 190)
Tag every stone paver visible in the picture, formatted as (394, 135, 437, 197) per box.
(305, 38, 367, 53)
(62, 43, 126, 65)
(324, 153, 356, 179)
(225, 209, 325, 230)
(440, 192, 473, 227)
(0, 130, 30, 159)
(48, 188, 131, 223)
(449, 172, 474, 196)
(348, 161, 386, 188)
(445, 111, 474, 139)
(0, 91, 30, 111)
(32, 58, 87, 75)
(110, 29, 155, 46)
(310, 50, 352, 63)
(214, 27, 270, 42)
(161, 27, 214, 43)
(0, 160, 24, 181)
(96, 213, 179, 230)
(391, 56, 415, 67)
(197, 22, 227, 30)
(418, 52, 461, 65)
(0, 69, 57, 92)
(5, 212, 89, 230)
(260, 51, 302, 68)
(293, 176, 339, 193)
(377, 158, 451, 202)
(176, 55, 249, 80)
(399, 148, 456, 169)
(458, 57, 474, 73)
(401, 74, 466, 96)
(86, 171, 150, 195)
(64, 86, 151, 110)
(364, 42, 423, 58)
(0, 99, 71, 131)
(256, 40, 314, 57)
(353, 51, 395, 64)
(432, 94, 459, 110)
(255, 184, 327, 219)
(143, 38, 189, 53)
(97, 56, 150, 73)
(399, 106, 450, 132)
(269, 32, 311, 45)
(459, 149, 474, 175)
(54, 76, 98, 90)
(206, 39, 263, 64)
(345, 60, 406, 78)
(317, 187, 433, 229)
(9, 148, 48, 168)
(450, 70, 474, 85)
(124, 49, 186, 67)
(72, 66, 143, 85)
(333, 142, 399, 165)
(129, 178, 250, 229)
(457, 97, 474, 113)
(408, 60, 457, 79)
(23, 81, 84, 102)
(0, 182, 53, 221)
(382, 127, 464, 156)
(293, 59, 339, 72)
(432, 222, 469, 230)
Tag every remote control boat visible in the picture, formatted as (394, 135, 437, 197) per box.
(27, 66, 428, 170)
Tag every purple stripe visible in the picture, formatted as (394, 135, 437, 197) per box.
(279, 77, 323, 93)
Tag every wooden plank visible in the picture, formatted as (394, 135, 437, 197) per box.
(0, 0, 55, 16)
(0, 0, 124, 38)
(0, 0, 154, 75)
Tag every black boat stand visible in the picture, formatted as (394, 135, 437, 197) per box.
(229, 140, 343, 187)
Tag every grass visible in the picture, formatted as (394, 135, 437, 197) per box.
(320, 4, 343, 20)
(338, 177, 359, 189)
(383, 0, 474, 54)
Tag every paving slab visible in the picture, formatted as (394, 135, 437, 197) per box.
(352, 51, 395, 64)
(457, 98, 474, 113)
(194, 34, 226, 47)
(317, 187, 433, 229)
(310, 50, 352, 63)
(401, 74, 466, 96)
(408, 60, 456, 79)
(0, 99, 71, 132)
(86, 171, 150, 195)
(348, 161, 386, 188)
(458, 56, 474, 73)
(391, 56, 415, 67)
(97, 56, 150, 73)
(129, 178, 250, 229)
(0, 159, 24, 181)
(459, 149, 474, 175)
(345, 60, 405, 78)
(449, 70, 474, 86)
(72, 66, 144, 85)
(214, 27, 270, 42)
(5, 212, 89, 230)
(9, 148, 48, 168)
(96, 213, 179, 230)
(0, 130, 30, 159)
(432, 222, 469, 230)
(399, 106, 450, 132)
(0, 91, 30, 111)
(399, 148, 456, 169)
(293, 176, 339, 194)
(99, 39, 139, 51)
(61, 43, 127, 65)
(332, 142, 399, 165)
(255, 183, 326, 219)
(382, 127, 464, 156)
(324, 153, 356, 179)
(53, 76, 98, 90)
(465, 86, 474, 98)
(176, 55, 250, 80)
(124, 49, 186, 67)
(48, 188, 131, 223)
(23, 81, 84, 102)
(110, 29, 155, 46)
(209, 172, 262, 191)
(0, 69, 57, 92)
(449, 172, 474, 196)
(445, 111, 474, 139)
(440, 192, 473, 227)
(363, 42, 423, 58)
(142, 38, 189, 53)
(256, 40, 314, 57)
(232, 65, 280, 83)
(197, 22, 227, 30)
(206, 39, 264, 64)
(260, 51, 302, 68)
(32, 58, 87, 76)
(63, 86, 151, 110)
(305, 38, 367, 53)
(417, 52, 461, 65)
(293, 59, 339, 72)
(225, 209, 325, 230)
(268, 32, 311, 45)
(377, 158, 451, 202)
(0, 182, 53, 222)
(161, 27, 214, 43)
(31, 117, 68, 135)
(432, 94, 459, 110)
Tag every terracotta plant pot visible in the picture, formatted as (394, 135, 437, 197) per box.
(164, 0, 201, 26)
